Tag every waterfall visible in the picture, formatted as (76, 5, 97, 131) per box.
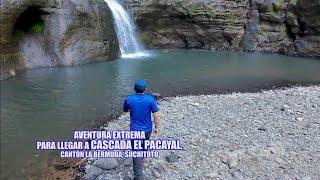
(105, 0, 148, 58)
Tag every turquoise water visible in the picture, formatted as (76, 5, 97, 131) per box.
(1, 50, 320, 179)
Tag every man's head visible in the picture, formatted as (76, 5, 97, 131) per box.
(134, 80, 147, 93)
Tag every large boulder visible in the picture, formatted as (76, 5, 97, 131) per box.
(0, 0, 119, 80)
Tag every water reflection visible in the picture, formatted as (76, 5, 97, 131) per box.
(1, 50, 320, 179)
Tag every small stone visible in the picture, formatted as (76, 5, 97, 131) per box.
(269, 147, 277, 155)
(120, 172, 131, 180)
(231, 170, 245, 180)
(281, 105, 293, 114)
(193, 102, 200, 106)
(204, 169, 218, 178)
(275, 157, 285, 164)
(83, 166, 104, 180)
(152, 169, 161, 178)
(287, 131, 295, 135)
(84, 164, 91, 170)
(275, 158, 286, 169)
(275, 174, 292, 180)
(221, 156, 238, 169)
(189, 102, 200, 107)
(123, 158, 132, 166)
(94, 158, 119, 170)
(281, 105, 289, 111)
(185, 171, 193, 178)
(165, 153, 179, 163)
(95, 174, 106, 180)
(258, 126, 267, 131)
(142, 175, 153, 180)
(296, 117, 303, 121)
(154, 164, 165, 174)
(122, 175, 131, 180)
(111, 175, 121, 179)
(228, 159, 238, 169)
(221, 155, 229, 164)
(302, 176, 312, 180)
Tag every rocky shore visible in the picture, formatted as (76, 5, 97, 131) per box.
(83, 86, 320, 180)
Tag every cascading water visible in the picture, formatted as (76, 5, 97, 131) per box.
(105, 0, 148, 58)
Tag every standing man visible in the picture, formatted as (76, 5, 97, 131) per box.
(123, 80, 160, 180)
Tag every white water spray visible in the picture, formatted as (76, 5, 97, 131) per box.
(105, 0, 148, 58)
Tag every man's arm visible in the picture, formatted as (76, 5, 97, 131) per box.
(153, 112, 160, 135)
(123, 98, 130, 113)
(150, 98, 160, 135)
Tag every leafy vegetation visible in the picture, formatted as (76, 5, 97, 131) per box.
(12, 21, 45, 42)
(29, 22, 45, 33)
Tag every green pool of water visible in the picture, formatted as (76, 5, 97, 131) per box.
(1, 49, 320, 179)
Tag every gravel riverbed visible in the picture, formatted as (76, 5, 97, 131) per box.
(83, 86, 320, 180)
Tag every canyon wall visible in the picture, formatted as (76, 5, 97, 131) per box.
(124, 0, 320, 57)
(0, 0, 119, 80)
(1, 0, 319, 80)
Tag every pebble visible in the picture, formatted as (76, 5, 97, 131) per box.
(165, 153, 179, 163)
(93, 158, 119, 170)
(154, 164, 165, 174)
(189, 102, 200, 107)
(185, 171, 193, 178)
(228, 159, 238, 169)
(152, 169, 161, 178)
(258, 126, 267, 131)
(281, 105, 290, 111)
(123, 158, 132, 166)
(231, 170, 245, 180)
(82, 86, 320, 180)
(204, 169, 218, 178)
(122, 175, 131, 180)
(302, 176, 312, 180)
(84, 164, 91, 170)
(83, 166, 104, 180)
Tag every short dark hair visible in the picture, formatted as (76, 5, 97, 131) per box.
(135, 87, 145, 93)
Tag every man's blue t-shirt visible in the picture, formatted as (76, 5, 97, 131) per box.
(123, 93, 158, 132)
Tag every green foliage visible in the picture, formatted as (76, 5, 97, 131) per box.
(289, 0, 298, 6)
(12, 22, 45, 42)
(278, 25, 287, 41)
(286, 11, 295, 19)
(29, 22, 45, 33)
(261, 31, 268, 37)
(285, 11, 297, 25)
(267, 0, 284, 15)
(273, 0, 284, 12)
(280, 25, 286, 34)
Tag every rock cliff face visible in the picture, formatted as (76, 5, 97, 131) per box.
(125, 0, 248, 50)
(124, 0, 320, 58)
(242, 0, 320, 57)
(0, 0, 119, 80)
(1, 0, 319, 80)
